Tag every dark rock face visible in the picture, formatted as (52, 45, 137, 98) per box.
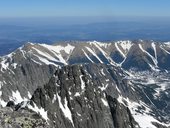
(0, 63, 170, 128)
(6, 101, 15, 108)
(0, 48, 56, 102)
(122, 44, 153, 70)
(29, 64, 139, 128)
(152, 122, 169, 128)
(110, 51, 124, 63)
(106, 95, 138, 128)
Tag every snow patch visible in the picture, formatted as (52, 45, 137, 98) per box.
(20, 101, 28, 108)
(31, 59, 42, 65)
(98, 84, 108, 91)
(52, 94, 57, 103)
(10, 90, 27, 104)
(27, 92, 32, 99)
(33, 54, 59, 67)
(0, 59, 9, 72)
(19, 48, 27, 59)
(115, 85, 121, 93)
(151, 42, 157, 61)
(115, 42, 126, 58)
(117, 40, 133, 53)
(154, 82, 170, 97)
(33, 47, 58, 62)
(106, 79, 109, 82)
(100, 69, 105, 76)
(39, 43, 75, 65)
(74, 92, 81, 97)
(85, 46, 103, 63)
(139, 44, 158, 67)
(82, 49, 94, 63)
(0, 100, 7, 107)
(93, 42, 116, 65)
(117, 95, 125, 105)
(117, 95, 170, 128)
(11, 63, 17, 69)
(41, 43, 75, 54)
(80, 75, 85, 91)
(101, 98, 109, 107)
(77, 112, 81, 116)
(88, 41, 111, 48)
(160, 45, 170, 54)
(57, 94, 74, 126)
(164, 42, 170, 48)
(33, 47, 67, 65)
(28, 102, 49, 121)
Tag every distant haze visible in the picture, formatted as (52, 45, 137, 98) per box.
(0, 0, 170, 55)
(0, 16, 170, 26)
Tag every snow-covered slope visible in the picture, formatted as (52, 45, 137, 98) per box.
(1, 40, 170, 71)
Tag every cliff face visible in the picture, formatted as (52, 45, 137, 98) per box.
(1, 63, 170, 128)
(30, 64, 139, 128)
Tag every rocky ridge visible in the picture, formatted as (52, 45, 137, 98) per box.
(0, 40, 170, 128)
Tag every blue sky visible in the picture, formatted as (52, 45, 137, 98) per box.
(0, 0, 170, 18)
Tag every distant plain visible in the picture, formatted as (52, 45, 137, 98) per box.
(0, 17, 170, 55)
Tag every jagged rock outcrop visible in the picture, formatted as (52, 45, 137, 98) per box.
(0, 44, 56, 105)
(30, 64, 139, 128)
(106, 95, 138, 128)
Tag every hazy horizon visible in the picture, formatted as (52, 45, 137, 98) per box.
(0, 16, 170, 26)
(1, 0, 170, 55)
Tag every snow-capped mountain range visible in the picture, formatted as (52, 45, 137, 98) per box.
(1, 40, 170, 72)
(0, 40, 170, 128)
